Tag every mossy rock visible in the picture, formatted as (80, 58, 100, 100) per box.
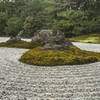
(19, 46, 100, 66)
(0, 41, 43, 49)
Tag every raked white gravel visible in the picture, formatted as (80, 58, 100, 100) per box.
(0, 37, 100, 100)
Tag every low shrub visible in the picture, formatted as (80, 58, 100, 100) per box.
(0, 41, 43, 49)
(19, 46, 100, 66)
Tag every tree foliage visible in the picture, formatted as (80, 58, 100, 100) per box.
(23, 12, 44, 35)
(0, 12, 8, 35)
(4, 15, 23, 36)
(51, 10, 100, 37)
(0, 0, 16, 17)
(0, 0, 100, 37)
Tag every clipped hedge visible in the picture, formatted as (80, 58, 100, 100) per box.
(0, 41, 43, 49)
(19, 46, 100, 66)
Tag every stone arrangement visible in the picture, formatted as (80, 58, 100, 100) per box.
(6, 37, 21, 42)
(6, 30, 73, 51)
(31, 30, 73, 51)
(6, 30, 24, 42)
(16, 30, 24, 38)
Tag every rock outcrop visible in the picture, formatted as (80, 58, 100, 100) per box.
(31, 30, 73, 51)
(6, 37, 21, 42)
(6, 30, 24, 42)
(16, 30, 31, 38)
(16, 30, 24, 38)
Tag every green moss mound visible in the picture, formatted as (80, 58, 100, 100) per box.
(0, 41, 43, 49)
(68, 33, 100, 43)
(19, 46, 100, 66)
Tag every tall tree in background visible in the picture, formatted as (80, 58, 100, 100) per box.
(0, 0, 100, 37)
(48, 0, 100, 12)
(0, 12, 8, 35)
(21, 0, 45, 35)
(14, 0, 25, 17)
(45, 0, 74, 19)
(0, 0, 16, 17)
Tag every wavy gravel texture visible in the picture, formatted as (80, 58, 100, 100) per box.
(0, 38, 100, 100)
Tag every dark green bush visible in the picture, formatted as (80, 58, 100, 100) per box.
(51, 10, 100, 37)
(4, 15, 23, 37)
(0, 12, 8, 35)
(23, 13, 43, 36)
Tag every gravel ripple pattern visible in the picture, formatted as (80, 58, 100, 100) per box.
(0, 38, 100, 100)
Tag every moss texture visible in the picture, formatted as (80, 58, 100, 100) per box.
(19, 46, 100, 66)
(0, 41, 43, 49)
(68, 33, 100, 43)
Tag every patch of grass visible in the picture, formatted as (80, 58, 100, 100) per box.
(19, 46, 100, 66)
(68, 33, 100, 43)
(0, 41, 43, 49)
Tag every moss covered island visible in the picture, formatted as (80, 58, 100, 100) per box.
(19, 46, 100, 66)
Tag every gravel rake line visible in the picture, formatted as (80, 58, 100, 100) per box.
(0, 42, 100, 100)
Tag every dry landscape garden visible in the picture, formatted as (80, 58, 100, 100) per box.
(0, 0, 100, 66)
(0, 30, 100, 66)
(0, 0, 100, 99)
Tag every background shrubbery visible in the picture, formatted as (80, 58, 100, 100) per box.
(0, 12, 8, 35)
(4, 15, 23, 37)
(0, 0, 100, 37)
(51, 10, 100, 37)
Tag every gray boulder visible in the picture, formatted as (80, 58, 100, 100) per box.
(31, 30, 73, 51)
(32, 30, 65, 45)
(6, 37, 21, 42)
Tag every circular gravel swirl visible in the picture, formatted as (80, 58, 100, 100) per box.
(0, 38, 100, 100)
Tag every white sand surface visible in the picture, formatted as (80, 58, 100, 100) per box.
(0, 37, 100, 100)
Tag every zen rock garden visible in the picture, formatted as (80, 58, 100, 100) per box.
(7, 30, 73, 51)
(0, 30, 100, 66)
